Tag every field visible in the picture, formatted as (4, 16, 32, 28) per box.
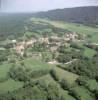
(54, 67, 78, 84)
(0, 63, 12, 79)
(22, 58, 52, 70)
(84, 46, 96, 57)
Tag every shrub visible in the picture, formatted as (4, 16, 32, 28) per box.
(60, 79, 71, 90)
(50, 69, 59, 81)
(29, 70, 49, 78)
(69, 89, 81, 100)
(76, 76, 88, 86)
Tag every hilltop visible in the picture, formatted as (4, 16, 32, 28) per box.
(33, 6, 98, 25)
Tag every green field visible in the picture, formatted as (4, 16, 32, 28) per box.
(54, 67, 78, 84)
(22, 58, 52, 70)
(0, 63, 12, 79)
(84, 46, 96, 57)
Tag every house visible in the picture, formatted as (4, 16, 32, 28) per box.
(12, 40, 17, 44)
(49, 36, 61, 42)
(15, 44, 25, 56)
(26, 38, 37, 47)
(48, 60, 60, 64)
(39, 37, 49, 44)
(64, 32, 78, 41)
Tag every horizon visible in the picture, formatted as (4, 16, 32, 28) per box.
(1, 0, 98, 13)
(0, 5, 98, 14)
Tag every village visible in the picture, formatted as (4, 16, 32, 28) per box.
(12, 32, 84, 56)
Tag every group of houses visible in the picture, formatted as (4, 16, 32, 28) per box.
(12, 32, 82, 56)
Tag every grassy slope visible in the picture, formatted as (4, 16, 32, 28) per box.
(84, 46, 96, 57)
(22, 58, 52, 71)
(54, 67, 78, 84)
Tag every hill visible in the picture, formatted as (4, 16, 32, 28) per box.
(33, 6, 98, 25)
(0, 6, 98, 35)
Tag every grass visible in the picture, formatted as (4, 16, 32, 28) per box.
(0, 63, 12, 79)
(84, 46, 96, 57)
(22, 58, 52, 71)
(0, 63, 23, 94)
(76, 42, 96, 57)
(91, 32, 98, 43)
(0, 78, 23, 94)
(33, 74, 56, 84)
(54, 67, 78, 84)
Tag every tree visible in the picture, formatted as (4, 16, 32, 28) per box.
(47, 82, 61, 100)
(60, 79, 71, 90)
(76, 76, 88, 86)
(50, 69, 59, 81)
(69, 89, 81, 100)
(57, 54, 72, 63)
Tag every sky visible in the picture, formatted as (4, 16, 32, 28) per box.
(0, 0, 98, 12)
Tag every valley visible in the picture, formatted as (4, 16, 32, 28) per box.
(0, 14, 98, 100)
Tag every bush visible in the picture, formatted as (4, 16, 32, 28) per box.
(94, 90, 98, 100)
(47, 82, 61, 100)
(29, 70, 49, 78)
(76, 76, 88, 86)
(66, 59, 98, 79)
(9, 67, 30, 82)
(50, 69, 59, 81)
(69, 89, 81, 100)
(95, 75, 98, 82)
(60, 79, 71, 90)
